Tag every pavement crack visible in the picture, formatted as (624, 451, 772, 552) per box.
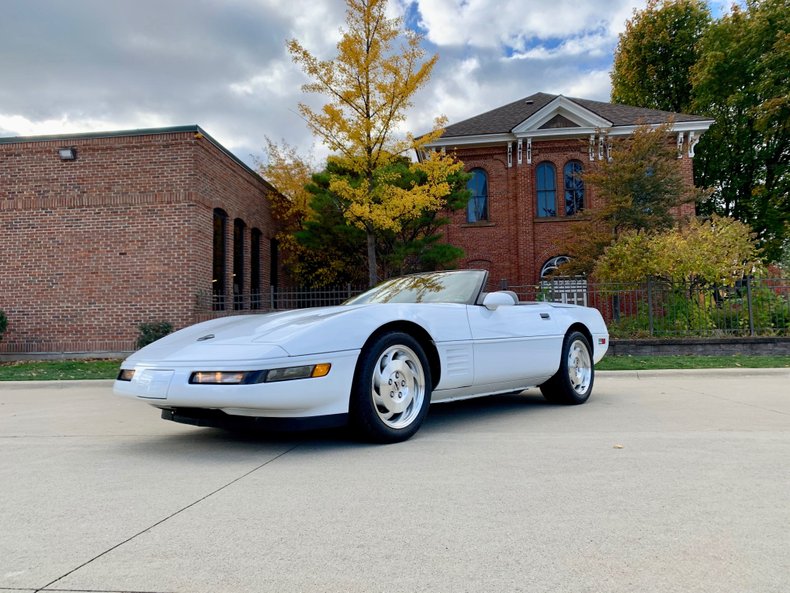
(34, 442, 302, 592)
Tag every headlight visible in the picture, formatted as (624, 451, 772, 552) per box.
(189, 371, 265, 385)
(265, 363, 331, 382)
(117, 369, 135, 381)
(188, 364, 331, 385)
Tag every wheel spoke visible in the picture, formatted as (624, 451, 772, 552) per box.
(369, 343, 426, 430)
(567, 339, 591, 393)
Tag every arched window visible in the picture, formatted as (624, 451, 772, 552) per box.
(250, 228, 262, 310)
(233, 218, 246, 310)
(564, 160, 584, 215)
(536, 163, 556, 217)
(212, 209, 228, 310)
(540, 255, 571, 278)
(540, 255, 587, 306)
(466, 168, 488, 223)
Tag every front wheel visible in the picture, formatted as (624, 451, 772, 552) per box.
(540, 331, 594, 405)
(349, 332, 432, 443)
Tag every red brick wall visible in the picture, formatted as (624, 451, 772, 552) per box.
(194, 136, 276, 313)
(0, 130, 275, 354)
(447, 136, 698, 289)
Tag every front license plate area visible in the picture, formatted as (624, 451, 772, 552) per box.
(134, 369, 174, 399)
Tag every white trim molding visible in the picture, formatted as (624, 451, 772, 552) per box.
(512, 95, 612, 134)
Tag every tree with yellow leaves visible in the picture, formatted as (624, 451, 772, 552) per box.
(288, 0, 463, 286)
(594, 215, 761, 287)
(257, 138, 326, 282)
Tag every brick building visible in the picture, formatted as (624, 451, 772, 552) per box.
(423, 93, 714, 291)
(0, 126, 277, 355)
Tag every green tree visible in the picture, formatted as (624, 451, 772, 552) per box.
(296, 157, 469, 285)
(565, 124, 699, 274)
(611, 0, 711, 114)
(692, 0, 790, 262)
(288, 0, 461, 286)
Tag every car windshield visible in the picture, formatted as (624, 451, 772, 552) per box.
(345, 270, 487, 305)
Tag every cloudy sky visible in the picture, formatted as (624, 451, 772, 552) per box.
(0, 0, 734, 168)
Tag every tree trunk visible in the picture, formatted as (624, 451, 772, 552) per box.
(366, 230, 377, 287)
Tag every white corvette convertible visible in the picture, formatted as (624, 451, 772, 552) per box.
(115, 270, 608, 442)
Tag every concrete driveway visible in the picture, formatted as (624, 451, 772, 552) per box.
(1, 369, 788, 593)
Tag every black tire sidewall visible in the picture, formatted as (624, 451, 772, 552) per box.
(349, 332, 432, 443)
(541, 331, 594, 405)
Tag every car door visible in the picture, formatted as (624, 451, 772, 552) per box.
(465, 301, 562, 385)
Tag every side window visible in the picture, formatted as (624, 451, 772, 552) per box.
(466, 168, 488, 223)
(564, 160, 584, 215)
(536, 162, 556, 217)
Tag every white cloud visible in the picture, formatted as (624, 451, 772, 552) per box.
(413, 0, 642, 49)
(0, 0, 653, 167)
(562, 69, 612, 101)
(0, 112, 171, 138)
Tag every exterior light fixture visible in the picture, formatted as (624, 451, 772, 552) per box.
(58, 147, 77, 161)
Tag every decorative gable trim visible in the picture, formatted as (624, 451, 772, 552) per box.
(512, 96, 611, 137)
(539, 114, 580, 129)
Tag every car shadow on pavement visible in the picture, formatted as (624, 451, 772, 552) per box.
(421, 389, 554, 429)
(120, 390, 556, 455)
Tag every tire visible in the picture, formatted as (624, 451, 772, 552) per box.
(540, 331, 594, 405)
(349, 332, 432, 443)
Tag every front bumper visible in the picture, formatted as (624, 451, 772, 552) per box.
(113, 350, 360, 419)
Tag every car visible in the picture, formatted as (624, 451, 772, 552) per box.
(114, 269, 609, 443)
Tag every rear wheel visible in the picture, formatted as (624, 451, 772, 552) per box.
(349, 332, 431, 443)
(540, 331, 594, 405)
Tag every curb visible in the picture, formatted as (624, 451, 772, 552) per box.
(597, 368, 790, 379)
(0, 379, 115, 390)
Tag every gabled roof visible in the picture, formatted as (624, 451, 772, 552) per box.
(436, 92, 713, 142)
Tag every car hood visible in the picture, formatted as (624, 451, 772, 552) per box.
(124, 306, 373, 365)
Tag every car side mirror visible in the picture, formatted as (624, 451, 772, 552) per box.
(483, 291, 517, 311)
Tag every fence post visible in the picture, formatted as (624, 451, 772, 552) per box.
(347, 283, 352, 301)
(746, 276, 755, 336)
(270, 286, 276, 310)
(647, 277, 654, 336)
(500, 278, 508, 290)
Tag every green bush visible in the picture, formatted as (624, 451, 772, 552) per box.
(608, 304, 653, 339)
(0, 310, 7, 341)
(749, 285, 790, 335)
(136, 321, 173, 349)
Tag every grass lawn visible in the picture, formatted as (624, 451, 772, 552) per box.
(596, 354, 790, 371)
(0, 354, 788, 381)
(0, 359, 122, 381)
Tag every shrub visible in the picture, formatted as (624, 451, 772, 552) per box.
(136, 321, 173, 349)
(0, 310, 7, 341)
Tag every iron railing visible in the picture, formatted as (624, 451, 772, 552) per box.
(504, 277, 790, 338)
(196, 278, 790, 338)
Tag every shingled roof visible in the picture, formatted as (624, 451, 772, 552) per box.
(441, 92, 712, 138)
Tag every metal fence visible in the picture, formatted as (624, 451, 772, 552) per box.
(196, 278, 790, 338)
(505, 277, 790, 338)
(195, 286, 366, 320)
